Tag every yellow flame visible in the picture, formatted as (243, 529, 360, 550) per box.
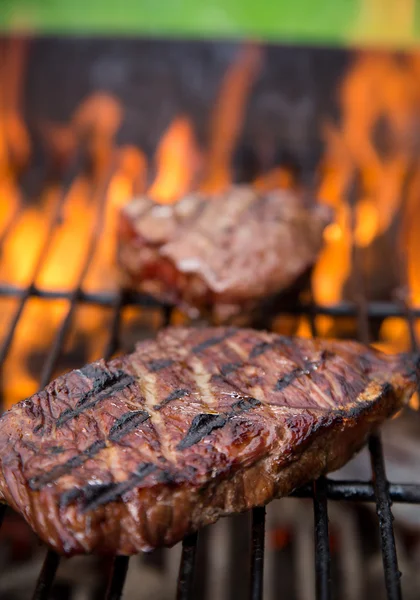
(148, 117, 201, 203)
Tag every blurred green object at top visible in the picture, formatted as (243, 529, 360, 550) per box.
(0, 0, 419, 48)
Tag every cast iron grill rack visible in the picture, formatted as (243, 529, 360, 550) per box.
(0, 158, 419, 600)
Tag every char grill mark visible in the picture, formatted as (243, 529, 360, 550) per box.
(191, 329, 237, 354)
(216, 336, 288, 378)
(230, 397, 261, 413)
(177, 396, 261, 450)
(56, 370, 136, 428)
(32, 342, 332, 490)
(219, 362, 242, 376)
(274, 351, 334, 392)
(108, 410, 150, 442)
(177, 413, 227, 450)
(249, 340, 279, 358)
(61, 463, 157, 512)
(29, 440, 107, 490)
(154, 388, 189, 411)
(31, 409, 151, 490)
(148, 358, 175, 373)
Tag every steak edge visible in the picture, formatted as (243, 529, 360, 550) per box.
(0, 327, 417, 556)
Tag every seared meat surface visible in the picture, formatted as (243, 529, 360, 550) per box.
(0, 327, 416, 556)
(117, 186, 332, 322)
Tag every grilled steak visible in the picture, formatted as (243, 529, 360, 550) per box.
(117, 186, 332, 322)
(0, 327, 416, 556)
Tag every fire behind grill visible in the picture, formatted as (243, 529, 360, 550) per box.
(1, 41, 420, 600)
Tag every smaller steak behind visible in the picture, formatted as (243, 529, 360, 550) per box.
(117, 186, 332, 322)
(0, 328, 417, 556)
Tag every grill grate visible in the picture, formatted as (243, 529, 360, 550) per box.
(0, 161, 419, 600)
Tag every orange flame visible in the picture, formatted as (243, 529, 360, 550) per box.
(148, 116, 202, 203)
(200, 43, 263, 193)
(313, 51, 420, 309)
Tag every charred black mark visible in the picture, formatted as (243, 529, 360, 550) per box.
(108, 410, 150, 442)
(50, 446, 65, 454)
(83, 463, 157, 512)
(177, 413, 227, 450)
(177, 395, 261, 450)
(154, 388, 189, 411)
(191, 329, 237, 354)
(379, 381, 394, 397)
(275, 368, 303, 391)
(56, 372, 135, 428)
(249, 341, 275, 359)
(31, 408, 152, 490)
(274, 355, 332, 392)
(148, 358, 174, 372)
(60, 482, 114, 508)
(158, 470, 175, 484)
(320, 350, 335, 361)
(230, 397, 261, 413)
(249, 336, 296, 360)
(213, 339, 281, 378)
(79, 363, 109, 382)
(29, 439, 107, 490)
(158, 464, 198, 485)
(220, 362, 242, 376)
(60, 463, 157, 512)
(75, 369, 134, 409)
(60, 487, 87, 507)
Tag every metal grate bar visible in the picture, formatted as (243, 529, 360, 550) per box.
(31, 551, 60, 600)
(369, 435, 402, 600)
(312, 477, 331, 600)
(307, 301, 332, 600)
(348, 171, 402, 600)
(250, 506, 266, 600)
(293, 480, 420, 503)
(176, 532, 199, 600)
(105, 556, 130, 600)
(103, 292, 125, 361)
(3, 282, 420, 318)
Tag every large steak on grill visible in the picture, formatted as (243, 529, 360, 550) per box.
(117, 186, 332, 322)
(0, 327, 416, 556)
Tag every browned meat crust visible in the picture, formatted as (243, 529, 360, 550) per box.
(117, 186, 332, 322)
(0, 328, 416, 556)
